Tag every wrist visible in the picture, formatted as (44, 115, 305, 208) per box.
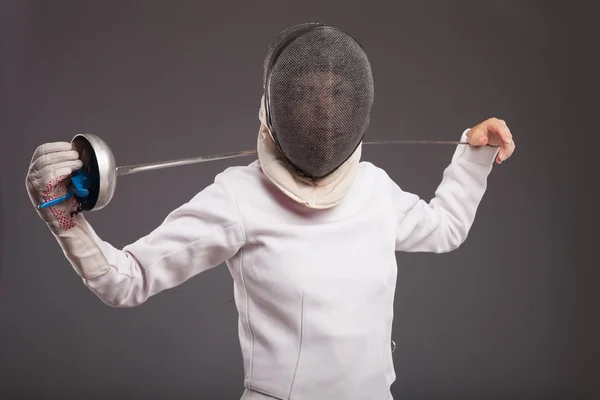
(459, 129, 499, 165)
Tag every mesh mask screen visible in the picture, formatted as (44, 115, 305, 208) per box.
(265, 25, 374, 178)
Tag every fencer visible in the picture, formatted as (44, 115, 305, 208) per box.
(25, 23, 516, 400)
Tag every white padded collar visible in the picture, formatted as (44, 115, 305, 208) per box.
(256, 96, 361, 209)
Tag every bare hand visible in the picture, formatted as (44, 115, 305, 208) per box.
(467, 118, 516, 164)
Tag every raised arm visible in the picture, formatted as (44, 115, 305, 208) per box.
(391, 118, 515, 253)
(26, 143, 245, 307)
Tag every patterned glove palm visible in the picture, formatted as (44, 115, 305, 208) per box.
(26, 142, 83, 235)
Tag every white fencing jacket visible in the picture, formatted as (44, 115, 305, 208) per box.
(61, 130, 498, 400)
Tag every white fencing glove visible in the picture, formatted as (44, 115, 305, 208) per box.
(26, 142, 110, 279)
(26, 142, 83, 234)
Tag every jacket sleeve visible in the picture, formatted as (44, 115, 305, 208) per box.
(56, 171, 245, 307)
(391, 129, 499, 253)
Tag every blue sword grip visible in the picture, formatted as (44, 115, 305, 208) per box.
(38, 191, 74, 209)
(37, 169, 90, 210)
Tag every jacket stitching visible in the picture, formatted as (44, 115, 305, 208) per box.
(288, 292, 305, 398)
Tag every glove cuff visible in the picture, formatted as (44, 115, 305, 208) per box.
(51, 214, 111, 280)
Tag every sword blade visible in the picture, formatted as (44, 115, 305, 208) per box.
(116, 140, 488, 176)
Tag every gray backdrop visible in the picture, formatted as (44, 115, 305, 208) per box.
(1, 1, 598, 399)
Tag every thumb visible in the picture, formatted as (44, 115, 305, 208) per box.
(468, 127, 487, 146)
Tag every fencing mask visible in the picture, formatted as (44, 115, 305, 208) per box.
(263, 23, 374, 179)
